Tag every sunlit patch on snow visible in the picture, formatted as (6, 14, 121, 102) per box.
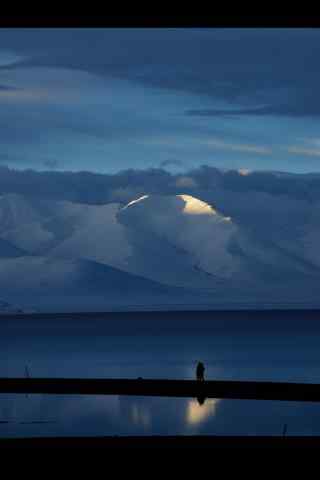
(122, 195, 149, 210)
(238, 168, 251, 176)
(178, 194, 217, 215)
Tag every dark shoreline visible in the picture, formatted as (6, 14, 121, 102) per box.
(2, 308, 320, 321)
(3, 377, 320, 402)
(2, 435, 320, 449)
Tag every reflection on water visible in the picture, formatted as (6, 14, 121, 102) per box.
(196, 395, 206, 406)
(1, 393, 320, 437)
(131, 403, 151, 429)
(2, 312, 320, 437)
(187, 399, 219, 426)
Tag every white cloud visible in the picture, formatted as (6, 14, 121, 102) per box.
(0, 50, 24, 67)
(206, 138, 272, 155)
(288, 146, 320, 157)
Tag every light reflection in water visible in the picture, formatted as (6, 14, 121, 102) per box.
(131, 403, 151, 429)
(2, 394, 320, 437)
(186, 398, 220, 426)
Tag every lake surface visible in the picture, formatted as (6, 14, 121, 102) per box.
(2, 309, 320, 437)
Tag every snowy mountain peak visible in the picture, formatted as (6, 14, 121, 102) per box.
(118, 193, 238, 282)
(122, 193, 223, 217)
(177, 194, 217, 216)
(122, 195, 149, 210)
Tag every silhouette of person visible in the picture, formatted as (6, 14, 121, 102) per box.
(196, 361, 205, 381)
(197, 394, 206, 406)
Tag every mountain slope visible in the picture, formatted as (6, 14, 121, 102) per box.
(0, 191, 320, 310)
(0, 256, 210, 312)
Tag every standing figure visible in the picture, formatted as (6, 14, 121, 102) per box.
(196, 361, 205, 381)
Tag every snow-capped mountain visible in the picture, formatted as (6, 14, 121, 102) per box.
(0, 255, 205, 312)
(0, 191, 319, 311)
(117, 194, 241, 285)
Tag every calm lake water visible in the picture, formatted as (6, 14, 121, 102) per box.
(2, 309, 320, 437)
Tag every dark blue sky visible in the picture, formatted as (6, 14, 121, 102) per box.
(1, 28, 320, 174)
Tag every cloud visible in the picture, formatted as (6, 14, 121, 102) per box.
(160, 159, 184, 169)
(1, 165, 319, 208)
(206, 139, 272, 155)
(288, 147, 320, 157)
(0, 30, 319, 174)
(43, 159, 59, 169)
(186, 108, 265, 117)
(110, 187, 145, 203)
(0, 85, 19, 91)
(0, 50, 24, 67)
(1, 29, 320, 118)
(186, 95, 320, 118)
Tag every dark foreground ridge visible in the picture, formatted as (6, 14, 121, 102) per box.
(2, 377, 320, 402)
(2, 436, 320, 449)
(3, 308, 320, 320)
